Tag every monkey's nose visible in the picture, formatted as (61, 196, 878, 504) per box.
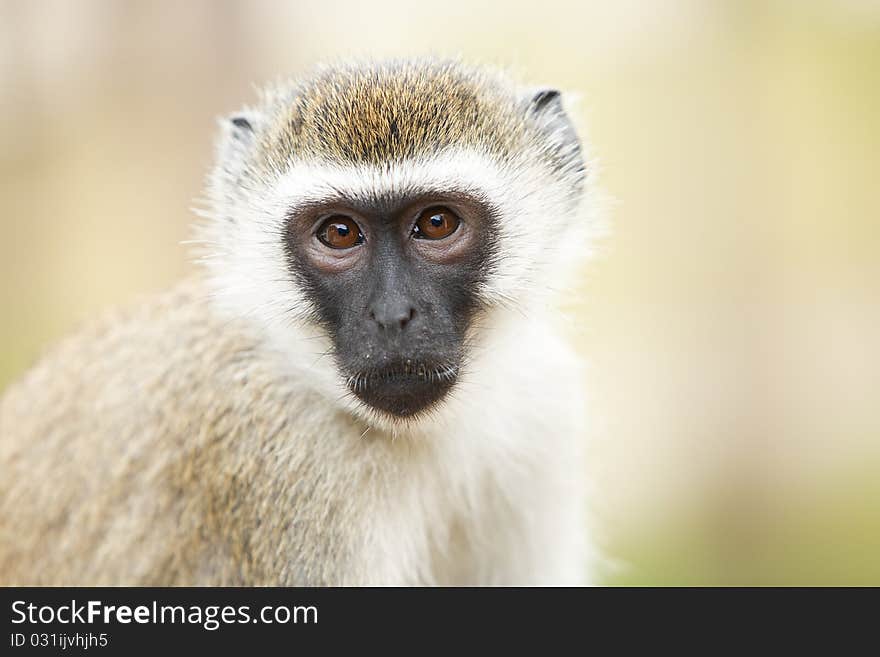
(369, 303, 416, 331)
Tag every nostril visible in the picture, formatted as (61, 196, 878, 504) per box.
(399, 307, 416, 329)
(370, 304, 416, 331)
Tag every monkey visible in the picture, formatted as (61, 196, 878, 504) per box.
(0, 58, 601, 586)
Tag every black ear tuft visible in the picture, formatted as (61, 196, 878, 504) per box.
(224, 112, 259, 150)
(217, 110, 262, 181)
(231, 116, 254, 131)
(524, 88, 584, 177)
(530, 89, 561, 114)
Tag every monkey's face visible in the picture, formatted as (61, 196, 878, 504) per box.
(201, 61, 589, 424)
(284, 193, 496, 417)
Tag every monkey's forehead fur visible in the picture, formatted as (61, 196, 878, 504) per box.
(248, 59, 575, 173)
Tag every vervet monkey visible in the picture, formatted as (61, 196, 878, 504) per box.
(0, 59, 600, 585)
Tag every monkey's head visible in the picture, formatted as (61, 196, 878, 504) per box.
(199, 59, 592, 423)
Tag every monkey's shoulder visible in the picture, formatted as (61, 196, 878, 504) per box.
(0, 280, 358, 585)
(0, 278, 321, 461)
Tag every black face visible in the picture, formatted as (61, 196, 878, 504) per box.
(284, 192, 497, 418)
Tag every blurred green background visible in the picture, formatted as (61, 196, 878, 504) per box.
(1, 0, 878, 585)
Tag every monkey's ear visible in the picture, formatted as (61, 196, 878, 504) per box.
(525, 88, 581, 159)
(230, 115, 255, 134)
(529, 88, 562, 114)
(222, 110, 261, 146)
(215, 110, 262, 176)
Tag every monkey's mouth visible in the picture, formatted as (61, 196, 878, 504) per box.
(346, 361, 459, 417)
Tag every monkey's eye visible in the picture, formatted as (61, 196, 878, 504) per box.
(412, 207, 460, 240)
(316, 216, 364, 249)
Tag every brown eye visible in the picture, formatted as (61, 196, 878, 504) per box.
(413, 207, 460, 240)
(317, 216, 364, 249)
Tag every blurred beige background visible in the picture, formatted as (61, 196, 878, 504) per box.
(1, 0, 878, 584)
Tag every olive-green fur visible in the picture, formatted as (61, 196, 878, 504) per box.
(252, 59, 567, 172)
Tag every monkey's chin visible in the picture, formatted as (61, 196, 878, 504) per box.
(346, 363, 458, 418)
